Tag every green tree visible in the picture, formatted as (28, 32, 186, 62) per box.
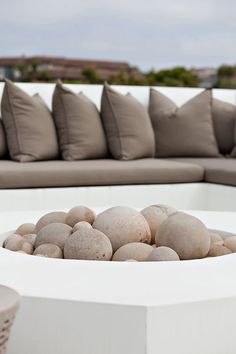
(215, 65, 236, 88)
(146, 67, 199, 87)
(217, 65, 235, 77)
(82, 67, 102, 84)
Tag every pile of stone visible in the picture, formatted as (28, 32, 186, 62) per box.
(3, 205, 236, 261)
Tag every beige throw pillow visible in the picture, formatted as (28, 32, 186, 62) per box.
(101, 83, 155, 160)
(1, 79, 58, 162)
(52, 82, 108, 160)
(0, 119, 7, 158)
(212, 98, 236, 155)
(149, 88, 220, 157)
(231, 124, 236, 157)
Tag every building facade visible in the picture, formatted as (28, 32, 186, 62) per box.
(0, 56, 142, 82)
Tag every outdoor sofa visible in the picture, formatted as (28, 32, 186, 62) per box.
(0, 80, 235, 212)
(1, 80, 236, 354)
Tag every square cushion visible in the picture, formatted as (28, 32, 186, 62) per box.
(101, 83, 155, 160)
(1, 80, 58, 162)
(149, 88, 220, 157)
(169, 157, 236, 187)
(212, 98, 236, 155)
(231, 122, 236, 157)
(0, 119, 7, 157)
(52, 82, 108, 160)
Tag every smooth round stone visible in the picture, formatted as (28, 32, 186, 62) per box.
(35, 223, 72, 249)
(34, 244, 63, 258)
(5, 238, 25, 251)
(112, 242, 153, 261)
(64, 228, 112, 261)
(208, 229, 236, 240)
(22, 234, 37, 246)
(35, 254, 46, 257)
(72, 221, 93, 233)
(152, 204, 177, 216)
(224, 236, 236, 252)
(3, 234, 22, 248)
(5, 239, 33, 254)
(66, 206, 95, 227)
(146, 246, 180, 261)
(141, 206, 168, 244)
(210, 232, 223, 246)
(93, 206, 151, 252)
(156, 212, 211, 260)
(126, 259, 138, 262)
(16, 223, 35, 236)
(21, 242, 33, 254)
(35, 212, 67, 233)
(207, 244, 232, 257)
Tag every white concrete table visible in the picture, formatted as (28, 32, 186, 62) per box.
(0, 210, 236, 354)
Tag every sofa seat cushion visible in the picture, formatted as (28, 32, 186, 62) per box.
(0, 159, 204, 189)
(169, 158, 236, 186)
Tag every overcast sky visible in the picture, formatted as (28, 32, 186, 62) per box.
(1, 0, 236, 71)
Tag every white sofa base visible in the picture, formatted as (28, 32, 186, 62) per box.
(0, 183, 236, 215)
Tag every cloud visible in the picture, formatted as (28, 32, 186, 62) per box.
(0, 0, 236, 70)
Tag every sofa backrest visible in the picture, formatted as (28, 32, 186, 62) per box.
(0, 83, 235, 111)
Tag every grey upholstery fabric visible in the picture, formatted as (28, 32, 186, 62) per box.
(1, 80, 58, 162)
(0, 159, 204, 189)
(149, 89, 220, 157)
(169, 158, 236, 186)
(101, 83, 155, 160)
(212, 98, 236, 155)
(52, 82, 108, 160)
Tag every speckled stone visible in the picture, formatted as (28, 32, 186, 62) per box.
(151, 204, 177, 216)
(141, 206, 168, 244)
(21, 242, 34, 254)
(93, 206, 151, 252)
(72, 221, 93, 233)
(224, 237, 236, 252)
(207, 244, 232, 257)
(35, 212, 67, 233)
(3, 234, 22, 248)
(5, 238, 33, 254)
(64, 227, 112, 261)
(112, 242, 153, 261)
(22, 234, 37, 246)
(35, 223, 72, 249)
(66, 206, 95, 227)
(208, 229, 236, 240)
(34, 243, 63, 258)
(16, 223, 35, 236)
(126, 259, 138, 262)
(210, 232, 223, 246)
(156, 212, 211, 260)
(146, 246, 180, 261)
